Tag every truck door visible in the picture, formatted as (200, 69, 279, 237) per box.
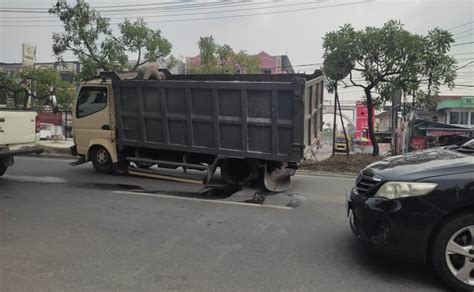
(72, 86, 112, 155)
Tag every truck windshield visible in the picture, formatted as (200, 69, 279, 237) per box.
(76, 87, 107, 118)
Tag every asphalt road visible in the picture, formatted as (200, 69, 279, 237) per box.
(0, 157, 447, 291)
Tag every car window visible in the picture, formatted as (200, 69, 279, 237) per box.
(461, 139, 474, 149)
(76, 87, 107, 118)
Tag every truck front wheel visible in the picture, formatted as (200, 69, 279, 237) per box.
(91, 146, 114, 174)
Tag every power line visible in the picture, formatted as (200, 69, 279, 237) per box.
(0, 0, 268, 18)
(452, 42, 474, 47)
(0, 0, 331, 23)
(455, 33, 474, 41)
(457, 60, 474, 70)
(453, 27, 474, 36)
(0, 0, 208, 10)
(0, 0, 248, 13)
(0, 1, 371, 27)
(450, 52, 474, 56)
(447, 20, 474, 31)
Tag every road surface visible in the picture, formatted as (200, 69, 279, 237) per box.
(0, 157, 447, 291)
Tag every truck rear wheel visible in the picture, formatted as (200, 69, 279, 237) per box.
(220, 159, 258, 185)
(91, 146, 114, 174)
(0, 162, 7, 176)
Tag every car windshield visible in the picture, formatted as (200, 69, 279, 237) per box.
(460, 139, 474, 150)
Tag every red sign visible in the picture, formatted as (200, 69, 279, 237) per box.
(38, 112, 62, 126)
(411, 136, 427, 151)
(355, 102, 375, 144)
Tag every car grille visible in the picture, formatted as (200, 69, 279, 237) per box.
(355, 171, 382, 196)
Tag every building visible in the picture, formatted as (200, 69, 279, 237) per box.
(0, 61, 81, 82)
(186, 50, 294, 74)
(376, 96, 474, 153)
(436, 95, 474, 128)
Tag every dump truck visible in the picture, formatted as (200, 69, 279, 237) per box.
(70, 68, 323, 191)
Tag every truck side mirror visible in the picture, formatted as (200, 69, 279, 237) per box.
(49, 95, 58, 113)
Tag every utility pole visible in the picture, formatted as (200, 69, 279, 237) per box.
(332, 88, 337, 156)
(391, 90, 402, 155)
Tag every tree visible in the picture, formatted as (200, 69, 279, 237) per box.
(120, 18, 172, 71)
(49, 0, 173, 79)
(190, 36, 261, 74)
(323, 20, 456, 155)
(0, 68, 75, 111)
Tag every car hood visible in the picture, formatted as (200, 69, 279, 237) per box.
(364, 148, 474, 181)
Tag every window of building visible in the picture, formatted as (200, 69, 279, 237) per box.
(449, 111, 469, 125)
(76, 87, 108, 118)
(471, 112, 474, 126)
(262, 68, 272, 74)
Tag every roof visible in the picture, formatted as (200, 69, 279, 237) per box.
(413, 119, 472, 131)
(436, 96, 474, 110)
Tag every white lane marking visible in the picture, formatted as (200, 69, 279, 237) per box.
(113, 191, 293, 210)
(15, 156, 75, 163)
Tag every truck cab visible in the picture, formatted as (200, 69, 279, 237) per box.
(71, 81, 119, 173)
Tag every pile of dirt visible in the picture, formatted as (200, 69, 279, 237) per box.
(300, 154, 382, 174)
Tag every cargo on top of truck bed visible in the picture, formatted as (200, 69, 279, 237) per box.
(71, 68, 324, 191)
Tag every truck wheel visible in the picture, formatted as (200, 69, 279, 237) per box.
(430, 213, 474, 292)
(0, 163, 7, 176)
(91, 146, 114, 174)
(220, 159, 257, 185)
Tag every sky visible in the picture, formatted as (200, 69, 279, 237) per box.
(0, 0, 473, 104)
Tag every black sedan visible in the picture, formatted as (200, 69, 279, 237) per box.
(348, 139, 474, 291)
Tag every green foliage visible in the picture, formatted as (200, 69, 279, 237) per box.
(190, 36, 261, 74)
(0, 68, 75, 111)
(323, 20, 457, 155)
(49, 0, 173, 80)
(120, 18, 173, 71)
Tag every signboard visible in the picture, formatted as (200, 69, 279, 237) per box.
(411, 136, 427, 151)
(22, 43, 35, 67)
(355, 102, 375, 144)
(426, 130, 470, 137)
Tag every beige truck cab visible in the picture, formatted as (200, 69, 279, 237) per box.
(70, 81, 120, 173)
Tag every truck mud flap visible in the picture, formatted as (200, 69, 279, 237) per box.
(264, 164, 296, 192)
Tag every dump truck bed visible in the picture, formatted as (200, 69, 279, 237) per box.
(112, 72, 323, 163)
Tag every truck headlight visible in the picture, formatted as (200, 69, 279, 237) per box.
(374, 182, 437, 200)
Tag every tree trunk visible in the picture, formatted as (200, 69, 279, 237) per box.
(336, 85, 349, 155)
(332, 90, 337, 156)
(365, 89, 379, 156)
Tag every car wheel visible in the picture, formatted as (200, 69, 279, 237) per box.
(91, 146, 114, 174)
(430, 213, 474, 292)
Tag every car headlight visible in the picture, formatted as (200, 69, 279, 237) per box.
(374, 181, 437, 200)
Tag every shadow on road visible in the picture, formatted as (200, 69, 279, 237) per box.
(347, 237, 448, 291)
